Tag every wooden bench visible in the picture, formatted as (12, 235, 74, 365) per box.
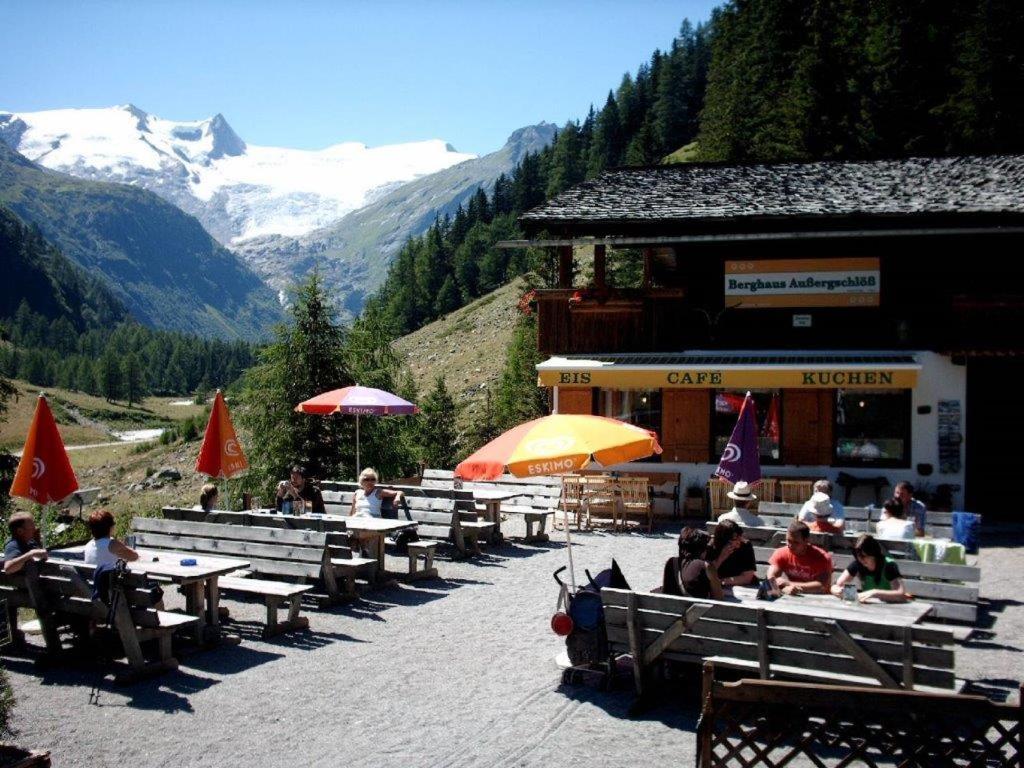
(696, 661, 1021, 767)
(322, 479, 479, 518)
(320, 489, 489, 557)
(750, 546, 981, 624)
(600, 588, 958, 702)
(756, 501, 978, 542)
(145, 513, 374, 610)
(0, 559, 197, 684)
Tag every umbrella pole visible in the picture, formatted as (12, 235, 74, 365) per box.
(562, 492, 577, 592)
(356, 414, 361, 477)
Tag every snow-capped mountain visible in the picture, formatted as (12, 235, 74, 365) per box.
(0, 104, 476, 244)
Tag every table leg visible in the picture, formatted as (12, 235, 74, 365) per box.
(184, 581, 207, 644)
(488, 501, 503, 545)
(205, 576, 220, 629)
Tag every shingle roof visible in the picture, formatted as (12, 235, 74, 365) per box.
(520, 156, 1024, 230)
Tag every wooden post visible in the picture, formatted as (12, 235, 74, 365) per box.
(626, 591, 645, 698)
(698, 662, 716, 768)
(593, 245, 607, 290)
(558, 245, 573, 288)
(756, 608, 771, 679)
(902, 627, 915, 689)
(642, 248, 653, 288)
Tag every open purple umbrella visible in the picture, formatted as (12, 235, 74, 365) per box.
(295, 385, 419, 474)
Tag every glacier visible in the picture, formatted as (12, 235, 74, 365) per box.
(0, 104, 476, 243)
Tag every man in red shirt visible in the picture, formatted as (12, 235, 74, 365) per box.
(767, 520, 833, 595)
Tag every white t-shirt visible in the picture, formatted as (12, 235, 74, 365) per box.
(353, 489, 383, 518)
(84, 537, 118, 567)
(718, 507, 765, 527)
(875, 517, 916, 540)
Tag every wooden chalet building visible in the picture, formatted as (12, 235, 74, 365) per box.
(514, 156, 1024, 518)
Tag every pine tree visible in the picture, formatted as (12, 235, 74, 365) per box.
(123, 352, 146, 407)
(417, 376, 460, 469)
(240, 271, 354, 495)
(495, 316, 547, 430)
(98, 350, 123, 402)
(545, 121, 585, 198)
(586, 91, 624, 176)
(0, 374, 17, 513)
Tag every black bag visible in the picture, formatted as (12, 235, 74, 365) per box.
(392, 527, 419, 553)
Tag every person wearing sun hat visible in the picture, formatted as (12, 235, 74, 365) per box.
(717, 481, 765, 526)
(807, 492, 843, 534)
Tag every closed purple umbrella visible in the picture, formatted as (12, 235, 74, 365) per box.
(295, 385, 420, 474)
(714, 391, 761, 485)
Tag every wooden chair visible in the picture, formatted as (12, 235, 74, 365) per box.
(584, 478, 619, 529)
(558, 475, 586, 530)
(753, 478, 778, 505)
(780, 479, 814, 504)
(708, 478, 732, 518)
(618, 477, 653, 532)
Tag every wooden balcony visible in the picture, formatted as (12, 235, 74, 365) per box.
(535, 287, 687, 355)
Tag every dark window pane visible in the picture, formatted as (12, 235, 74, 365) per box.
(711, 389, 781, 463)
(598, 388, 662, 463)
(834, 389, 911, 467)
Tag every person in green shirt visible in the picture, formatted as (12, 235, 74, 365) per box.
(831, 534, 908, 603)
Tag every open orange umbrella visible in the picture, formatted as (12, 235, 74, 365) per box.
(456, 414, 661, 590)
(11, 394, 79, 505)
(195, 390, 248, 480)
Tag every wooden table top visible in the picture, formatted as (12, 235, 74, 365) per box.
(471, 489, 520, 501)
(53, 547, 250, 583)
(343, 517, 418, 533)
(732, 586, 932, 626)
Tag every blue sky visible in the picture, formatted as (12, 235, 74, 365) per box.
(0, 1, 719, 155)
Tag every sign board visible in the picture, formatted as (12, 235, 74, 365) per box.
(725, 258, 880, 309)
(792, 314, 813, 327)
(541, 367, 918, 390)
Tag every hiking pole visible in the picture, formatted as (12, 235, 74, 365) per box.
(89, 559, 128, 706)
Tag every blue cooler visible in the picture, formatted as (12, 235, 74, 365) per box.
(951, 511, 981, 554)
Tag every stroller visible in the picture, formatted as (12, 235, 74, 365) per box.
(551, 560, 629, 670)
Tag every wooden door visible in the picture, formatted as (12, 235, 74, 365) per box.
(557, 387, 593, 415)
(661, 389, 711, 463)
(782, 390, 834, 466)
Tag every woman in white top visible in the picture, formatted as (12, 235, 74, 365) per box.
(349, 468, 405, 518)
(874, 498, 916, 540)
(83, 509, 140, 566)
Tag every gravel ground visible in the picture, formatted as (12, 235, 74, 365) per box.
(5, 521, 1022, 768)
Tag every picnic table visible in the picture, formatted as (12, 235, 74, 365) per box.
(53, 546, 250, 645)
(733, 586, 934, 626)
(470, 489, 518, 544)
(343, 516, 420, 577)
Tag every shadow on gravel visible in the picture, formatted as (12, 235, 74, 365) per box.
(974, 597, 1024, 631)
(557, 678, 701, 730)
(963, 678, 1021, 702)
(1, 654, 217, 713)
(330, 576, 492, 620)
(225, 622, 369, 649)
(177, 643, 284, 676)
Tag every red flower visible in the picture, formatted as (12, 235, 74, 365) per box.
(517, 289, 537, 315)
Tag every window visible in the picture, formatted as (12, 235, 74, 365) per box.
(599, 389, 662, 462)
(711, 390, 782, 463)
(834, 389, 911, 467)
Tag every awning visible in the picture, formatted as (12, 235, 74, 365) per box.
(536, 351, 920, 390)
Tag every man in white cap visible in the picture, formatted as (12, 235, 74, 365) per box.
(717, 481, 765, 527)
(799, 479, 845, 530)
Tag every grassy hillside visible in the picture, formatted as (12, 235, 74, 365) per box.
(394, 277, 529, 434)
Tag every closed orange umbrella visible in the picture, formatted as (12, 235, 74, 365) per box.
(11, 394, 79, 505)
(195, 390, 248, 480)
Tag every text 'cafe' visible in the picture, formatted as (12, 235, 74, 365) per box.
(511, 156, 1024, 517)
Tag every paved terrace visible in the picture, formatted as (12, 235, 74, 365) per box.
(6, 520, 1022, 768)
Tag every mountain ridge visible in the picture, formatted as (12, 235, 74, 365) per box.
(0, 141, 282, 340)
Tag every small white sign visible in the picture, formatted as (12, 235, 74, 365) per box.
(793, 314, 812, 328)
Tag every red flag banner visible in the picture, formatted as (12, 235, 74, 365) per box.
(10, 395, 79, 504)
(195, 391, 249, 480)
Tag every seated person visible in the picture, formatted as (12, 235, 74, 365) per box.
(349, 467, 405, 518)
(875, 498, 916, 540)
(807, 493, 842, 534)
(766, 520, 833, 595)
(716, 481, 764, 527)
(894, 481, 928, 537)
(705, 519, 757, 588)
(2, 512, 48, 575)
(799, 479, 845, 529)
(276, 465, 326, 514)
(831, 534, 907, 603)
(84, 509, 139, 566)
(198, 483, 219, 514)
(661, 527, 724, 600)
